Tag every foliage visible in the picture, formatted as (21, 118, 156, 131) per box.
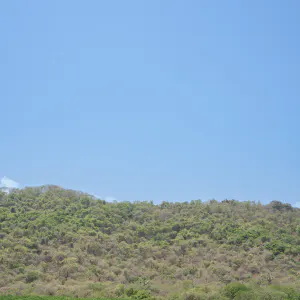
(1, 186, 300, 299)
(223, 283, 249, 299)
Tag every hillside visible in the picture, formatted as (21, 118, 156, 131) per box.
(1, 186, 300, 299)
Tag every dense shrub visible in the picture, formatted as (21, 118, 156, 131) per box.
(223, 283, 249, 299)
(1, 186, 300, 299)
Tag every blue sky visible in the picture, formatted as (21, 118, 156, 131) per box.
(1, 1, 300, 204)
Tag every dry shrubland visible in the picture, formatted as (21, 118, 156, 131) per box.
(1, 186, 300, 299)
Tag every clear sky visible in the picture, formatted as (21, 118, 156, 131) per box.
(1, 1, 300, 204)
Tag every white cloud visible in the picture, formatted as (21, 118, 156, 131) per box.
(105, 196, 118, 202)
(294, 202, 300, 208)
(0, 176, 19, 189)
(90, 193, 117, 201)
(92, 194, 103, 199)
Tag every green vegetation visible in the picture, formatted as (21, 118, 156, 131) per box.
(0, 296, 124, 300)
(1, 186, 300, 299)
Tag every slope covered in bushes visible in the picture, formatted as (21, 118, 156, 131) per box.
(1, 186, 300, 299)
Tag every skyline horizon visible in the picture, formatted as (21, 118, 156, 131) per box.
(1, 175, 299, 207)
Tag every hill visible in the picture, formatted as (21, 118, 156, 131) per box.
(1, 186, 300, 299)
